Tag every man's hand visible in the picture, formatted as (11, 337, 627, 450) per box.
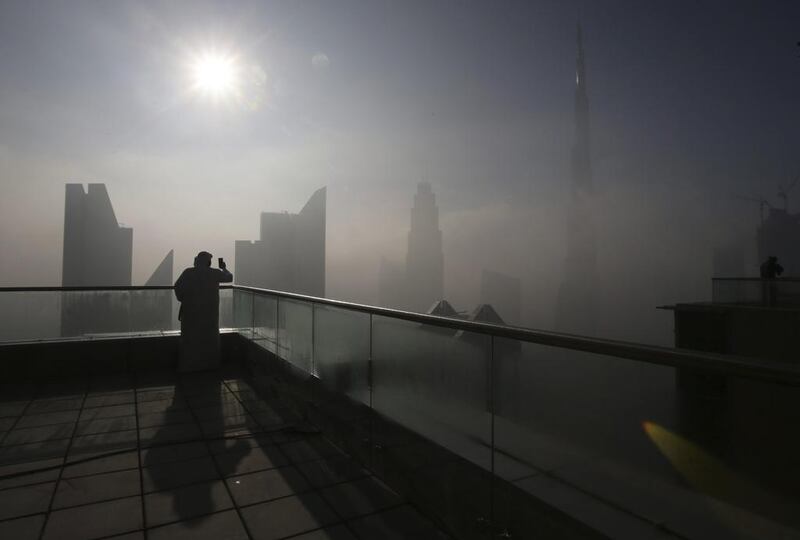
(219, 259, 227, 270)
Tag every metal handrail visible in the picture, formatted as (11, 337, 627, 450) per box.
(712, 277, 800, 282)
(2, 284, 799, 384)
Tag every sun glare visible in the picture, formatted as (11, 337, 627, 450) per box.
(190, 51, 240, 100)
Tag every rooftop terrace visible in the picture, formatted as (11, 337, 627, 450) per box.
(0, 364, 448, 540)
(1, 285, 799, 540)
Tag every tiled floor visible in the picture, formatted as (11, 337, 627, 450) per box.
(0, 368, 450, 540)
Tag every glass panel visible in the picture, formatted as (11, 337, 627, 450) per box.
(0, 289, 181, 342)
(253, 293, 278, 353)
(372, 316, 492, 537)
(129, 290, 177, 333)
(493, 340, 800, 539)
(277, 298, 312, 372)
(313, 305, 370, 405)
(0, 291, 62, 341)
(218, 288, 233, 329)
(232, 289, 253, 337)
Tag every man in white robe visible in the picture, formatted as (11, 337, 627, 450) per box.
(174, 251, 233, 371)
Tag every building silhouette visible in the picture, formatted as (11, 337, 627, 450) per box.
(61, 183, 133, 336)
(62, 183, 132, 287)
(131, 250, 174, 332)
(480, 269, 521, 325)
(378, 182, 444, 312)
(555, 25, 598, 335)
(235, 187, 326, 296)
(405, 182, 445, 312)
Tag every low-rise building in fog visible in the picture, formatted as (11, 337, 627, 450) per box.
(235, 187, 326, 296)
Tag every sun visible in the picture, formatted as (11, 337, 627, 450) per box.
(189, 51, 240, 100)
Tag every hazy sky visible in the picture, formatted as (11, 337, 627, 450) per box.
(1, 1, 798, 343)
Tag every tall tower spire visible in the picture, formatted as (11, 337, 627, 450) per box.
(555, 24, 598, 335)
(573, 23, 592, 195)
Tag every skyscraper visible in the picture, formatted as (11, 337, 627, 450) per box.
(555, 25, 598, 335)
(131, 250, 174, 332)
(235, 187, 326, 296)
(61, 183, 133, 336)
(62, 183, 132, 287)
(405, 182, 444, 312)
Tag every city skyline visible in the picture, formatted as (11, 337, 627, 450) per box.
(1, 1, 798, 346)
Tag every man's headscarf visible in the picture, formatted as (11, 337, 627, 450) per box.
(194, 251, 213, 267)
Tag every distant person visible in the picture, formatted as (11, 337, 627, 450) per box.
(759, 256, 784, 279)
(174, 251, 233, 371)
(759, 256, 783, 306)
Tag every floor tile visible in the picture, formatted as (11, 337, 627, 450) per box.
(16, 410, 79, 429)
(53, 468, 140, 509)
(241, 492, 339, 540)
(79, 404, 136, 421)
(0, 481, 55, 520)
(290, 524, 359, 540)
(70, 429, 137, 453)
(213, 442, 288, 477)
(348, 505, 449, 540)
(75, 416, 137, 436)
(137, 388, 181, 403)
(0, 457, 62, 489)
(0, 401, 29, 418)
(2, 423, 74, 446)
(140, 422, 202, 447)
(192, 401, 249, 420)
(0, 513, 46, 540)
(106, 532, 145, 540)
(226, 465, 309, 506)
(147, 508, 248, 540)
(141, 441, 209, 467)
(280, 438, 343, 464)
(0, 438, 70, 465)
(143, 456, 219, 492)
(144, 480, 234, 527)
(26, 398, 83, 414)
(83, 392, 135, 408)
(295, 456, 369, 489)
(319, 477, 401, 520)
(63, 448, 139, 478)
(207, 433, 273, 455)
(137, 398, 186, 414)
(41, 495, 142, 540)
(137, 409, 194, 428)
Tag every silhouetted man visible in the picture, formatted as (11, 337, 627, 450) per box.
(759, 255, 783, 306)
(760, 256, 783, 279)
(174, 251, 233, 371)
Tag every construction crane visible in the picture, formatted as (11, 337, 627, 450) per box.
(777, 176, 798, 212)
(735, 195, 773, 225)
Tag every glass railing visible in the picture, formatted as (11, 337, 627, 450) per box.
(712, 277, 800, 307)
(231, 285, 800, 540)
(0, 286, 233, 342)
(3, 285, 800, 539)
